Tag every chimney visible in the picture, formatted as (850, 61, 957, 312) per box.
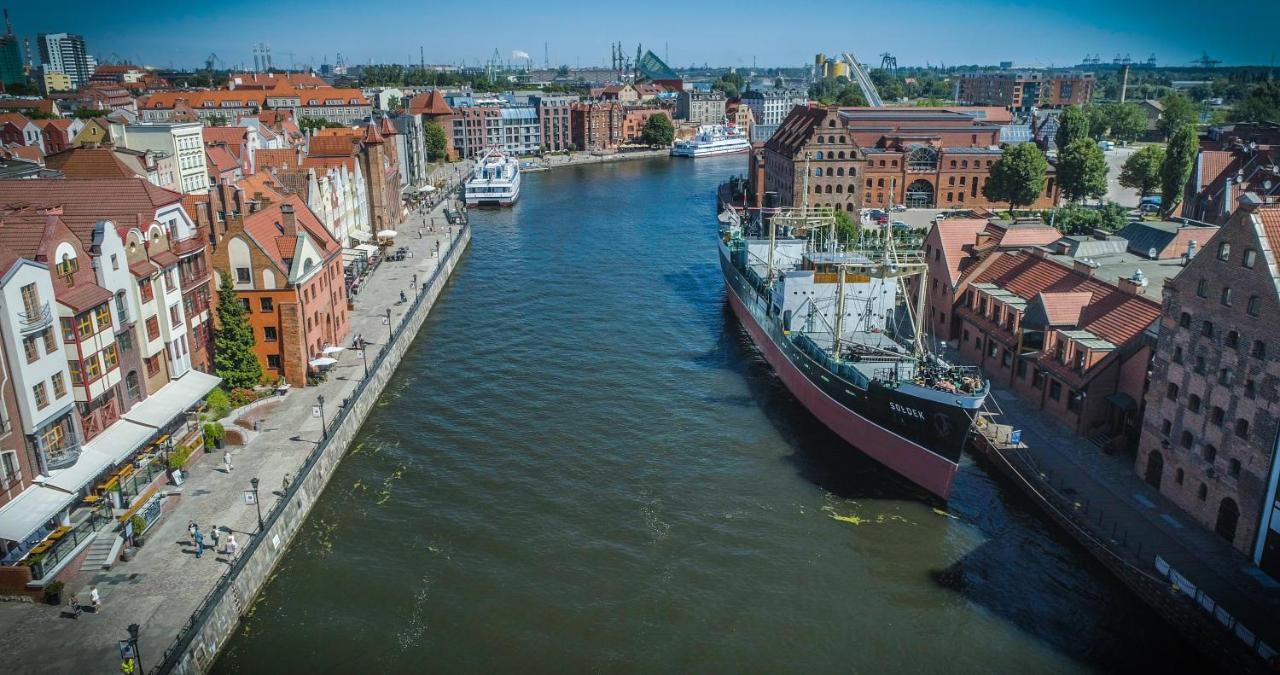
(1073, 259, 1095, 276)
(280, 203, 297, 236)
(1223, 178, 1234, 217)
(1118, 270, 1147, 295)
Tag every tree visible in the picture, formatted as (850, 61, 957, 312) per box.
(640, 114, 675, 146)
(424, 121, 448, 161)
(1055, 105, 1090, 150)
(833, 210, 860, 241)
(1160, 124, 1199, 217)
(1054, 202, 1129, 235)
(298, 116, 343, 133)
(1157, 93, 1197, 139)
(213, 275, 263, 390)
(1056, 138, 1109, 203)
(556, 65, 570, 77)
(1230, 82, 1280, 124)
(1106, 103, 1148, 142)
(983, 143, 1049, 211)
(206, 114, 228, 127)
(1085, 105, 1109, 139)
(1119, 145, 1165, 196)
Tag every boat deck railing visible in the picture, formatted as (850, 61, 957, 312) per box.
(875, 364, 985, 396)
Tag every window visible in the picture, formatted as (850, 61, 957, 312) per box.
(1228, 458, 1241, 478)
(56, 254, 78, 277)
(1172, 346, 1183, 364)
(111, 254, 119, 271)
(1245, 379, 1257, 399)
(1175, 468, 1185, 485)
(1201, 321, 1214, 338)
(169, 304, 181, 326)
(1196, 279, 1208, 298)
(1049, 380, 1062, 401)
(118, 331, 132, 353)
(1210, 406, 1225, 426)
(85, 354, 102, 380)
(68, 359, 83, 385)
(32, 382, 47, 409)
(145, 354, 161, 377)
(1220, 287, 1233, 306)
(239, 298, 250, 312)
(1203, 444, 1217, 464)
(146, 316, 160, 341)
(20, 283, 40, 316)
(126, 371, 140, 400)
(103, 343, 119, 370)
(51, 372, 65, 398)
(22, 335, 37, 363)
(1067, 390, 1082, 412)
(235, 267, 251, 284)
(95, 305, 111, 331)
(1166, 383, 1179, 400)
(1161, 419, 1172, 436)
(76, 312, 93, 337)
(1180, 430, 1193, 449)
(1247, 296, 1260, 317)
(1187, 394, 1201, 412)
(1194, 356, 1205, 374)
(263, 326, 278, 342)
(1217, 242, 1230, 261)
(1244, 249, 1257, 268)
(1198, 483, 1208, 500)
(139, 278, 154, 302)
(988, 340, 998, 358)
(1226, 330, 1239, 349)
(1179, 312, 1191, 328)
(267, 354, 282, 369)
(1253, 340, 1267, 359)
(1235, 418, 1250, 439)
(1220, 368, 1235, 386)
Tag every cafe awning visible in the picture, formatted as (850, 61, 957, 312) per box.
(43, 420, 156, 493)
(0, 485, 74, 542)
(123, 370, 222, 429)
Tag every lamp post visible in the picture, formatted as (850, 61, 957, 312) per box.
(127, 623, 142, 674)
(385, 307, 393, 345)
(250, 477, 263, 531)
(360, 344, 369, 379)
(317, 394, 327, 440)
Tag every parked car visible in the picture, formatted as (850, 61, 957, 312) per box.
(1139, 203, 1160, 214)
(891, 220, 910, 231)
(1098, 140, 1115, 151)
(889, 204, 907, 212)
(1140, 195, 1162, 207)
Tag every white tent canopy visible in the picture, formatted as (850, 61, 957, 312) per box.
(309, 357, 337, 367)
(0, 485, 74, 542)
(377, 230, 398, 238)
(124, 370, 222, 429)
(322, 345, 345, 355)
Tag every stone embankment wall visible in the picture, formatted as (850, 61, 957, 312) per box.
(155, 224, 471, 674)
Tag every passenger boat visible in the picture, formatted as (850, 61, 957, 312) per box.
(464, 149, 521, 206)
(672, 124, 751, 158)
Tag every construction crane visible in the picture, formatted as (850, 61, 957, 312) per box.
(204, 52, 221, 73)
(1192, 52, 1221, 68)
(879, 53, 897, 70)
(1145, 53, 1158, 68)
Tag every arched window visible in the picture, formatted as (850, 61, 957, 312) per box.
(815, 151, 824, 160)
(877, 178, 885, 188)
(1203, 444, 1217, 463)
(837, 151, 846, 159)
(1235, 418, 1250, 438)
(1216, 498, 1239, 542)
(1179, 312, 1191, 328)
(1226, 330, 1240, 348)
(1201, 320, 1214, 338)
(1175, 467, 1185, 485)
(1144, 450, 1163, 489)
(1210, 406, 1224, 426)
(828, 119, 836, 128)
(817, 135, 824, 144)
(125, 371, 141, 400)
(1180, 430, 1193, 449)
(848, 167, 856, 177)
(1198, 483, 1208, 500)
(114, 290, 129, 323)
(836, 167, 844, 176)
(824, 185, 832, 194)
(907, 145, 939, 172)
(1187, 394, 1200, 412)
(849, 184, 857, 194)
(962, 160, 969, 168)
(835, 184, 843, 193)
(839, 136, 846, 143)
(814, 168, 822, 177)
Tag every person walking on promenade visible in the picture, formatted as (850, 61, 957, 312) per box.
(194, 529, 204, 558)
(223, 450, 233, 473)
(210, 526, 220, 553)
(69, 594, 82, 618)
(90, 586, 101, 612)
(226, 533, 238, 558)
(188, 521, 197, 547)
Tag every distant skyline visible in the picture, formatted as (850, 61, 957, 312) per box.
(11, 1, 1280, 72)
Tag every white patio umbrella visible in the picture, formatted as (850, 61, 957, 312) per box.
(309, 357, 338, 368)
(420, 185, 437, 193)
(377, 230, 398, 238)
(322, 345, 345, 355)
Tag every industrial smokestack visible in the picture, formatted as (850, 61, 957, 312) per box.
(1119, 64, 1130, 104)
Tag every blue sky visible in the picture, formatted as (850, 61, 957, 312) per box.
(13, 1, 1279, 70)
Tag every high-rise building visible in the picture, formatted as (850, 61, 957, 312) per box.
(37, 32, 90, 89)
(0, 11, 22, 87)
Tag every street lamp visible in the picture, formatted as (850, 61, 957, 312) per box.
(127, 623, 142, 674)
(317, 394, 327, 440)
(360, 344, 369, 379)
(250, 477, 263, 531)
(385, 307, 393, 345)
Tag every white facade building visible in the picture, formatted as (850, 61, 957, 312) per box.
(118, 123, 207, 195)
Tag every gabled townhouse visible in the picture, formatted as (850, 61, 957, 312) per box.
(1180, 143, 1280, 226)
(0, 112, 44, 155)
(252, 150, 371, 248)
(203, 183, 348, 386)
(41, 118, 83, 155)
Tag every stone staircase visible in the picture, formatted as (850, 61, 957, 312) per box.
(78, 532, 118, 572)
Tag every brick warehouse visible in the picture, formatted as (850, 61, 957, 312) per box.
(749, 105, 1059, 211)
(1135, 203, 1280, 576)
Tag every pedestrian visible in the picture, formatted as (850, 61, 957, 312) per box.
(69, 594, 81, 618)
(193, 529, 204, 558)
(226, 533, 238, 558)
(282, 473, 292, 492)
(399, 290, 407, 304)
(223, 450, 233, 473)
(188, 521, 197, 546)
(209, 526, 220, 552)
(90, 585, 101, 612)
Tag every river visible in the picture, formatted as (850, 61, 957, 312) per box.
(213, 156, 1198, 673)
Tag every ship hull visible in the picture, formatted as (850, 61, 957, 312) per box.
(719, 244, 962, 499)
(672, 143, 751, 158)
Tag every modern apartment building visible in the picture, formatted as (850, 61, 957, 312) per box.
(116, 123, 207, 194)
(955, 71, 1095, 111)
(531, 95, 577, 153)
(37, 33, 93, 89)
(676, 90, 727, 125)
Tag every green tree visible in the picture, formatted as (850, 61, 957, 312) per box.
(833, 210, 860, 241)
(424, 121, 448, 161)
(213, 275, 263, 390)
(1157, 93, 1197, 139)
(1085, 104, 1109, 139)
(640, 114, 675, 146)
(1054, 202, 1130, 235)
(1055, 105, 1090, 150)
(1119, 145, 1165, 196)
(1106, 103, 1148, 142)
(1230, 82, 1280, 124)
(1056, 138, 1109, 203)
(206, 114, 228, 127)
(298, 116, 343, 133)
(983, 143, 1049, 211)
(1160, 124, 1199, 217)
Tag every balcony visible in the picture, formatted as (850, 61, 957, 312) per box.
(172, 236, 207, 257)
(18, 301, 52, 335)
(35, 435, 82, 472)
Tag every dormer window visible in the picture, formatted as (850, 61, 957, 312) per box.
(1217, 242, 1231, 261)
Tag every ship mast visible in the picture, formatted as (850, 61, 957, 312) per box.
(832, 263, 847, 357)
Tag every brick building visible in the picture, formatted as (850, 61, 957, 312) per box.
(620, 107, 671, 144)
(751, 105, 1059, 212)
(1135, 203, 1280, 576)
(204, 183, 348, 386)
(530, 95, 576, 152)
(570, 101, 623, 152)
(955, 71, 1095, 111)
(1181, 143, 1280, 226)
(675, 90, 726, 124)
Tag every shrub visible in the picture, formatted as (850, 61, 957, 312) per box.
(130, 514, 147, 537)
(203, 422, 225, 448)
(168, 444, 195, 470)
(228, 387, 256, 409)
(43, 580, 64, 605)
(206, 389, 230, 419)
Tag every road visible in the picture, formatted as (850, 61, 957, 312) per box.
(1104, 145, 1142, 207)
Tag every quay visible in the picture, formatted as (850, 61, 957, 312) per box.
(0, 193, 470, 674)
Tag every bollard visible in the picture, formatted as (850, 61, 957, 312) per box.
(1111, 521, 1118, 538)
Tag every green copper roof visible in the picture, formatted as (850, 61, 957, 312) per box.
(638, 50, 678, 81)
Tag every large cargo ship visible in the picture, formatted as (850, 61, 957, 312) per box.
(718, 206, 987, 499)
(464, 148, 521, 206)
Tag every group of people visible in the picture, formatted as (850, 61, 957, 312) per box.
(66, 585, 101, 618)
(187, 521, 237, 560)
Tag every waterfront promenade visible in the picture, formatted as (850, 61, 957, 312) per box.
(0, 195, 466, 674)
(973, 371, 1280, 669)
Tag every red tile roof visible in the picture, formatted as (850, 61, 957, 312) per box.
(1037, 291, 1093, 326)
(254, 148, 302, 172)
(239, 195, 340, 275)
(56, 282, 113, 312)
(407, 90, 454, 116)
(0, 112, 31, 129)
(932, 218, 989, 286)
(128, 258, 155, 279)
(307, 135, 357, 157)
(1198, 150, 1234, 190)
(301, 156, 355, 172)
(1258, 205, 1280, 254)
(44, 147, 140, 179)
(0, 178, 183, 238)
(206, 144, 240, 175)
(992, 223, 1062, 247)
(971, 251, 1160, 346)
(149, 249, 179, 268)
